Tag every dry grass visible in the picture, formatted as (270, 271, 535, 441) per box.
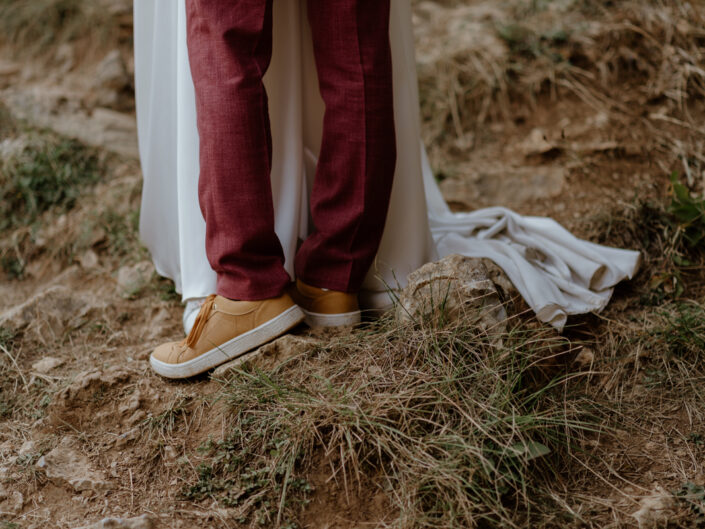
(169, 3, 705, 525)
(414, 0, 705, 179)
(0, 108, 144, 282)
(180, 312, 601, 528)
(0, 0, 120, 57)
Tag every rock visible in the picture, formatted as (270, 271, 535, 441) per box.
(0, 486, 23, 515)
(212, 334, 320, 378)
(0, 285, 96, 342)
(0, 61, 20, 77)
(414, 4, 507, 67)
(114, 427, 140, 448)
(117, 261, 155, 297)
(163, 445, 178, 461)
(97, 0, 133, 16)
(78, 250, 100, 270)
(396, 255, 507, 333)
(92, 108, 137, 134)
(31, 356, 65, 374)
(95, 50, 127, 90)
(144, 307, 172, 341)
(49, 367, 135, 429)
(18, 440, 37, 456)
(73, 514, 155, 529)
(54, 43, 75, 74)
(93, 50, 130, 108)
(0, 137, 28, 159)
(440, 166, 565, 209)
(632, 485, 677, 528)
(126, 409, 147, 426)
(55, 367, 134, 408)
(367, 365, 383, 377)
(478, 258, 519, 301)
(517, 128, 558, 157)
(36, 438, 110, 492)
(118, 389, 142, 418)
(3, 87, 138, 158)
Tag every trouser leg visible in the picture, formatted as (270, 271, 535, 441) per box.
(295, 0, 397, 293)
(186, 0, 290, 300)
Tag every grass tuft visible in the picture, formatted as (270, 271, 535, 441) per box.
(583, 174, 705, 303)
(0, 102, 17, 139)
(0, 136, 101, 232)
(188, 313, 600, 527)
(0, 0, 117, 56)
(97, 208, 140, 258)
(675, 482, 705, 526)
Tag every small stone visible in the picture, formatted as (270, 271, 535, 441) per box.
(91, 108, 138, 133)
(79, 250, 100, 270)
(0, 61, 20, 77)
(0, 488, 24, 515)
(367, 365, 383, 377)
(164, 446, 177, 461)
(37, 439, 111, 492)
(73, 514, 155, 529)
(32, 356, 65, 374)
(54, 43, 75, 73)
(0, 137, 28, 159)
(114, 428, 140, 448)
(518, 128, 557, 157)
(632, 485, 677, 528)
(126, 410, 146, 426)
(118, 390, 142, 415)
(0, 285, 96, 343)
(116, 261, 155, 297)
(18, 439, 37, 456)
(144, 307, 172, 341)
(93, 50, 129, 108)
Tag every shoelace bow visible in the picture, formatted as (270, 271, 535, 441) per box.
(182, 294, 217, 348)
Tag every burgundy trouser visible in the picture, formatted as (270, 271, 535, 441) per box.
(186, 0, 397, 301)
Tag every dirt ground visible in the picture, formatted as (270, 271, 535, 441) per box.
(1, 0, 705, 528)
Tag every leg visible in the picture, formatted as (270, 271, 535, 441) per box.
(295, 0, 397, 293)
(186, 0, 290, 300)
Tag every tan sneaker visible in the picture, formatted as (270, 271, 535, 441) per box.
(288, 279, 361, 328)
(150, 293, 304, 379)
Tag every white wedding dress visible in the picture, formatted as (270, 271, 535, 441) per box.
(134, 0, 640, 332)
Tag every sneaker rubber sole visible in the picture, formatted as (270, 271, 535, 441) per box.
(302, 309, 361, 328)
(150, 304, 305, 379)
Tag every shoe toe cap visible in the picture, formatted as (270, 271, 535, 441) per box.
(151, 342, 184, 365)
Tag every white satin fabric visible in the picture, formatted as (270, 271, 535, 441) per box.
(134, 0, 640, 331)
